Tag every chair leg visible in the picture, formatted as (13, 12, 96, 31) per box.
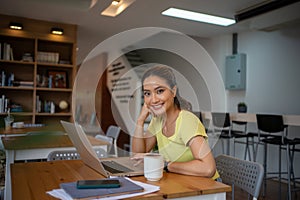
(263, 142, 267, 197)
(278, 145, 282, 200)
(287, 144, 291, 200)
(227, 139, 230, 156)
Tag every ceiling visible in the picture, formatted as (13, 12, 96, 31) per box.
(1, 0, 300, 62)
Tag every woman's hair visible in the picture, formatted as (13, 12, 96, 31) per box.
(141, 65, 192, 111)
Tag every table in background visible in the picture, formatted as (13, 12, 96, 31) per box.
(11, 159, 231, 200)
(2, 134, 109, 200)
(202, 112, 300, 126)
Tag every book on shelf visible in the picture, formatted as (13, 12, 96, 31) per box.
(12, 80, 34, 87)
(37, 51, 59, 64)
(0, 94, 10, 113)
(1, 43, 13, 61)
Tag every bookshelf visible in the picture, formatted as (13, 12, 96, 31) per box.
(0, 14, 77, 128)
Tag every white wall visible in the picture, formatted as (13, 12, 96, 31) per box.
(201, 25, 300, 177)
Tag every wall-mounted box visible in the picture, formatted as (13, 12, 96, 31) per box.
(225, 53, 246, 90)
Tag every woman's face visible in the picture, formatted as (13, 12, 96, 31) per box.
(143, 75, 176, 116)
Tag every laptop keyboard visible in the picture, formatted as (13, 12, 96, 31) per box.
(102, 160, 133, 173)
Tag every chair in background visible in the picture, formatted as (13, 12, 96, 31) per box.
(192, 111, 210, 133)
(215, 154, 264, 200)
(231, 120, 255, 160)
(47, 148, 107, 161)
(95, 125, 121, 157)
(254, 114, 292, 200)
(290, 138, 300, 199)
(211, 112, 250, 156)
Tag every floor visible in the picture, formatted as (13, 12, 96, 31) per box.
(227, 179, 300, 200)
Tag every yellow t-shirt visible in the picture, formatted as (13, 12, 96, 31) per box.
(148, 110, 219, 180)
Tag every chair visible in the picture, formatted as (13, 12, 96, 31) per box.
(215, 154, 264, 200)
(95, 125, 120, 157)
(254, 114, 292, 199)
(231, 120, 254, 160)
(192, 111, 210, 133)
(290, 138, 300, 198)
(211, 112, 250, 156)
(47, 148, 107, 161)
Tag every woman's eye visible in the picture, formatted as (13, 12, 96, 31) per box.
(157, 89, 165, 94)
(143, 91, 150, 97)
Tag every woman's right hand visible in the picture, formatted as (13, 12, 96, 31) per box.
(137, 103, 151, 124)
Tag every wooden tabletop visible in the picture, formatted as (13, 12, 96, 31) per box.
(1, 134, 109, 150)
(11, 160, 231, 200)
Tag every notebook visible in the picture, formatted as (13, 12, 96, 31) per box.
(60, 120, 144, 178)
(60, 177, 144, 199)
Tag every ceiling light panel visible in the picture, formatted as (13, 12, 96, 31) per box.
(101, 0, 135, 17)
(162, 7, 236, 26)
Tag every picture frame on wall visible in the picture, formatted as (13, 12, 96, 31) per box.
(48, 70, 68, 88)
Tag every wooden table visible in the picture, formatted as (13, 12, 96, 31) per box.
(2, 134, 109, 200)
(11, 159, 231, 200)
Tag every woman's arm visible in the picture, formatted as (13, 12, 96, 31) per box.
(167, 136, 216, 177)
(132, 123, 156, 153)
(132, 104, 156, 153)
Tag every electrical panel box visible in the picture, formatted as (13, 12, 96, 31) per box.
(225, 53, 246, 90)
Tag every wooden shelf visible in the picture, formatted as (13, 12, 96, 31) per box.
(36, 87, 73, 92)
(0, 14, 77, 126)
(35, 112, 72, 116)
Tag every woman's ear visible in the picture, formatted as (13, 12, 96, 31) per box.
(172, 86, 177, 97)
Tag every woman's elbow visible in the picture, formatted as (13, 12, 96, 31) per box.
(205, 166, 216, 178)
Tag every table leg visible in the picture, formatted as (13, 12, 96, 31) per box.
(4, 150, 14, 200)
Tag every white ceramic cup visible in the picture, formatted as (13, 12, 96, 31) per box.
(144, 153, 164, 181)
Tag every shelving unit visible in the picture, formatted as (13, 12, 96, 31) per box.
(0, 14, 77, 128)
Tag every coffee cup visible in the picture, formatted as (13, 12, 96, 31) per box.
(144, 153, 164, 181)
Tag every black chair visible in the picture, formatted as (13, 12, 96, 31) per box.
(254, 114, 292, 200)
(192, 111, 210, 133)
(211, 112, 250, 156)
(231, 120, 254, 160)
(289, 138, 300, 199)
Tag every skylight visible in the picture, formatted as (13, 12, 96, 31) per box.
(162, 7, 236, 26)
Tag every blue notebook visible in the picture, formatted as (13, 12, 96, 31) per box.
(60, 177, 144, 199)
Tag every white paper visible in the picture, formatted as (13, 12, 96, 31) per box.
(47, 177, 160, 200)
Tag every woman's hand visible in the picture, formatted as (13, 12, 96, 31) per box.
(137, 103, 151, 124)
(130, 153, 147, 166)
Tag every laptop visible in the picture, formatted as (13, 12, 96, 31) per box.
(60, 120, 144, 178)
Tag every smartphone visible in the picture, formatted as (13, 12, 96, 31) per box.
(76, 179, 121, 189)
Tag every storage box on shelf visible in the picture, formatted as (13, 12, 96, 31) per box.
(0, 14, 77, 129)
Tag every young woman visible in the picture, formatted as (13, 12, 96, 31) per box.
(132, 65, 218, 179)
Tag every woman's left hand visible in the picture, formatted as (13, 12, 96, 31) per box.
(130, 153, 147, 166)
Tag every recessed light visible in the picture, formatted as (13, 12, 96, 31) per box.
(51, 27, 64, 35)
(9, 22, 23, 30)
(162, 7, 235, 26)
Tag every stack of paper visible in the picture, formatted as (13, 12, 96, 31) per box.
(47, 177, 159, 200)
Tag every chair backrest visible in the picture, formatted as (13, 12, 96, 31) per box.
(256, 114, 284, 133)
(106, 125, 121, 140)
(216, 154, 264, 200)
(95, 125, 120, 157)
(192, 111, 203, 123)
(47, 148, 107, 161)
(47, 150, 81, 161)
(211, 112, 231, 128)
(95, 134, 114, 152)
